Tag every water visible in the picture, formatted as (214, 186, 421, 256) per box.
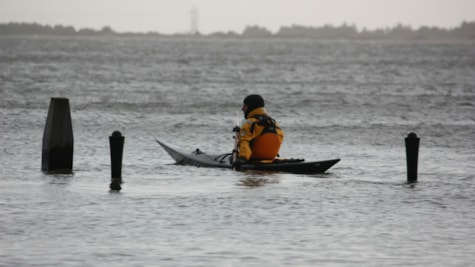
(1, 36, 474, 266)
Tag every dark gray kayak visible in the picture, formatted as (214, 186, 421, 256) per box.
(156, 140, 340, 174)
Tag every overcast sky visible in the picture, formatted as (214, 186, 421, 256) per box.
(1, 0, 474, 34)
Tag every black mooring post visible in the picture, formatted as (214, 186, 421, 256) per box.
(405, 132, 420, 183)
(42, 97, 74, 174)
(109, 131, 124, 191)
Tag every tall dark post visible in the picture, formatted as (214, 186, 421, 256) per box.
(109, 131, 124, 191)
(405, 132, 420, 183)
(42, 97, 74, 174)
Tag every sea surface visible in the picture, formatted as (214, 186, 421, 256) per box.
(1, 36, 474, 266)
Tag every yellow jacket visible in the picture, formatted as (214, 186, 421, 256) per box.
(238, 107, 284, 160)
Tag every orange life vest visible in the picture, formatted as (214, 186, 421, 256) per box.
(248, 115, 283, 160)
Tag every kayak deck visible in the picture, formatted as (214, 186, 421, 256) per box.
(156, 140, 340, 174)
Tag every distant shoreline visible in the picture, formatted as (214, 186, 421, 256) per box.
(1, 21, 474, 40)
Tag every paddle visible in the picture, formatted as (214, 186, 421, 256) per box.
(232, 111, 240, 169)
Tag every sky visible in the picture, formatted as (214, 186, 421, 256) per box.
(1, 0, 475, 34)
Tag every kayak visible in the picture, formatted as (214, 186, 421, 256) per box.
(156, 140, 340, 174)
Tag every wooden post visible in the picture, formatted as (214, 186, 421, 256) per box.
(405, 132, 420, 183)
(109, 131, 124, 191)
(42, 97, 74, 174)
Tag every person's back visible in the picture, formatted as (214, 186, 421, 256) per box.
(233, 95, 284, 168)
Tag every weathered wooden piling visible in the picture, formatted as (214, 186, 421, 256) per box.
(405, 132, 420, 183)
(109, 131, 124, 191)
(42, 97, 74, 174)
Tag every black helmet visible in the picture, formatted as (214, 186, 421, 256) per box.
(243, 94, 265, 112)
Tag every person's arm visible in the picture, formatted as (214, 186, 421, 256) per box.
(238, 119, 254, 160)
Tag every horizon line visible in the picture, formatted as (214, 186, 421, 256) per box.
(1, 20, 474, 35)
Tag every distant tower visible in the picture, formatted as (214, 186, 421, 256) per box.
(190, 7, 199, 35)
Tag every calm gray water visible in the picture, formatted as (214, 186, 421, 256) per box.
(1, 36, 474, 266)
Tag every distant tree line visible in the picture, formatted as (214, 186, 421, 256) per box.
(1, 21, 474, 40)
(0, 23, 115, 36)
(236, 22, 475, 40)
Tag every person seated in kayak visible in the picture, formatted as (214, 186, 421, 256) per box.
(232, 94, 284, 169)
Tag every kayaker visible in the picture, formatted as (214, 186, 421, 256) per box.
(232, 94, 284, 169)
